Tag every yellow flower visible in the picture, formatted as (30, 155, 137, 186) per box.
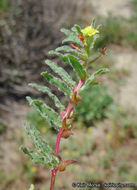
(81, 26, 99, 37)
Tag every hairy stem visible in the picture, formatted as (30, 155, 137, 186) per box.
(50, 78, 85, 190)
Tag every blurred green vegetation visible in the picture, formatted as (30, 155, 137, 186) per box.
(132, 0, 137, 15)
(0, 169, 5, 184)
(22, 160, 37, 183)
(62, 106, 137, 189)
(0, 122, 6, 134)
(0, 0, 10, 14)
(95, 13, 137, 50)
(75, 85, 113, 125)
(97, 15, 124, 46)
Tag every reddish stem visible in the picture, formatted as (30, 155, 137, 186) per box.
(55, 127, 63, 154)
(63, 99, 73, 119)
(74, 78, 85, 92)
(50, 168, 58, 190)
(50, 78, 85, 190)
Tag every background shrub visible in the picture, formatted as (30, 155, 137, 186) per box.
(75, 85, 113, 124)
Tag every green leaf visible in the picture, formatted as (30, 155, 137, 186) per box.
(80, 68, 109, 91)
(42, 72, 72, 97)
(71, 24, 83, 35)
(49, 50, 68, 63)
(61, 28, 82, 46)
(29, 83, 64, 111)
(97, 24, 102, 30)
(21, 146, 59, 168)
(91, 18, 96, 28)
(90, 34, 100, 51)
(23, 122, 52, 156)
(67, 55, 87, 79)
(45, 59, 76, 88)
(21, 122, 60, 168)
(62, 38, 81, 47)
(26, 97, 62, 131)
(56, 46, 88, 61)
(21, 146, 48, 165)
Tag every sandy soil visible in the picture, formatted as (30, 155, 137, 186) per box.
(0, 102, 29, 172)
(112, 46, 137, 111)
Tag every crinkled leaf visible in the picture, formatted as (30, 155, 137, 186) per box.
(71, 24, 83, 35)
(42, 72, 72, 97)
(21, 146, 49, 165)
(23, 122, 52, 155)
(49, 50, 68, 63)
(90, 34, 100, 51)
(29, 83, 64, 111)
(21, 122, 60, 168)
(21, 146, 59, 168)
(45, 59, 76, 88)
(56, 46, 87, 61)
(80, 68, 109, 91)
(62, 37, 82, 47)
(61, 28, 82, 47)
(67, 55, 87, 79)
(26, 97, 62, 131)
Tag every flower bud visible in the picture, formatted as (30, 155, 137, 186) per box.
(71, 92, 77, 104)
(75, 93, 81, 104)
(100, 46, 107, 55)
(59, 160, 77, 172)
(70, 43, 79, 50)
(62, 118, 66, 129)
(61, 130, 73, 139)
(78, 34, 84, 43)
(68, 108, 74, 119)
(60, 109, 66, 119)
(66, 119, 72, 127)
